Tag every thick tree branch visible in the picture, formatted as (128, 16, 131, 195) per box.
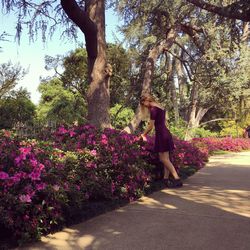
(186, 0, 250, 22)
(199, 118, 230, 127)
(181, 23, 206, 54)
(61, 0, 97, 59)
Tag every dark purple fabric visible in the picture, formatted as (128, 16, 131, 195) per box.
(150, 106, 175, 153)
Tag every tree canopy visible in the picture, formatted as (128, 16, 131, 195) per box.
(186, 0, 250, 21)
(0, 62, 26, 98)
(1, 0, 250, 136)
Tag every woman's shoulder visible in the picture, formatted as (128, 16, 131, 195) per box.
(151, 105, 164, 111)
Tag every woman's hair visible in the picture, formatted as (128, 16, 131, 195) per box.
(139, 93, 157, 121)
(139, 93, 156, 105)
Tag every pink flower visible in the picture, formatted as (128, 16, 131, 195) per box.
(30, 159, 38, 167)
(64, 182, 69, 191)
(29, 171, 41, 181)
(19, 194, 32, 203)
(0, 171, 9, 180)
(53, 185, 60, 191)
(10, 172, 26, 183)
(23, 215, 30, 221)
(58, 126, 68, 134)
(90, 149, 97, 156)
(3, 130, 11, 137)
(20, 147, 32, 155)
(36, 183, 47, 191)
(14, 155, 25, 165)
(69, 130, 76, 137)
(86, 162, 97, 169)
(100, 134, 108, 145)
(37, 163, 45, 171)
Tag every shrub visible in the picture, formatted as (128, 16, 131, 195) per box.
(192, 137, 250, 154)
(110, 104, 134, 129)
(192, 127, 218, 138)
(0, 127, 153, 246)
(0, 125, 211, 247)
(169, 119, 187, 140)
(219, 120, 244, 138)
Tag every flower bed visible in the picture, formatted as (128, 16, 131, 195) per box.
(0, 126, 217, 247)
(192, 137, 250, 154)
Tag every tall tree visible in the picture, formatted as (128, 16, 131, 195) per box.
(116, 0, 249, 136)
(61, 0, 112, 128)
(1, 0, 112, 128)
(44, 44, 132, 107)
(37, 78, 87, 124)
(0, 62, 26, 98)
(0, 88, 36, 129)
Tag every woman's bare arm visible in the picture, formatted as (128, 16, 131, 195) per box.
(142, 120, 155, 136)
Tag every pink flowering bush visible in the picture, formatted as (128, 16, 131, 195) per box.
(0, 126, 153, 246)
(0, 125, 219, 247)
(192, 137, 250, 154)
(0, 133, 67, 245)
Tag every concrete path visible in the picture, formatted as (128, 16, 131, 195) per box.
(19, 152, 250, 250)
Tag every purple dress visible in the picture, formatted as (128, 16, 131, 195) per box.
(150, 106, 175, 152)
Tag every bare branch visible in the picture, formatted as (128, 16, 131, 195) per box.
(199, 118, 231, 127)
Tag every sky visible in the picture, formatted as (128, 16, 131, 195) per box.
(0, 7, 122, 104)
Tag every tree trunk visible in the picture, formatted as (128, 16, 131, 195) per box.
(61, 0, 111, 128)
(241, 22, 249, 42)
(185, 81, 198, 140)
(165, 53, 179, 123)
(123, 29, 178, 133)
(171, 53, 179, 123)
(175, 49, 187, 116)
(185, 94, 211, 140)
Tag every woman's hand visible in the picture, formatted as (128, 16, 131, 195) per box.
(140, 134, 147, 142)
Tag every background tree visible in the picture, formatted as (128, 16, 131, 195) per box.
(38, 43, 133, 126)
(1, 0, 113, 128)
(0, 62, 26, 98)
(37, 78, 86, 125)
(0, 88, 36, 129)
(115, 0, 250, 137)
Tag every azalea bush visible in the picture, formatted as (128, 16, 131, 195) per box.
(2, 124, 249, 247)
(192, 137, 250, 154)
(3, 125, 239, 247)
(0, 126, 154, 246)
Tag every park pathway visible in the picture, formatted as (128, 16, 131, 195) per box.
(19, 151, 250, 250)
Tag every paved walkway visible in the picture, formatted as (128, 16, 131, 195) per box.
(19, 152, 250, 250)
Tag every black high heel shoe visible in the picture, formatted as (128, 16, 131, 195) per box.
(165, 178, 183, 188)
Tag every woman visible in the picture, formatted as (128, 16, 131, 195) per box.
(140, 94, 182, 188)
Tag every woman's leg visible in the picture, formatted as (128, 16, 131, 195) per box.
(163, 168, 170, 180)
(159, 152, 180, 180)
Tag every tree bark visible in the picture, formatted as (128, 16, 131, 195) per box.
(171, 52, 180, 123)
(123, 28, 178, 133)
(186, 0, 250, 22)
(185, 106, 211, 140)
(185, 81, 198, 140)
(175, 49, 188, 119)
(166, 53, 179, 123)
(241, 22, 249, 42)
(61, 0, 111, 128)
